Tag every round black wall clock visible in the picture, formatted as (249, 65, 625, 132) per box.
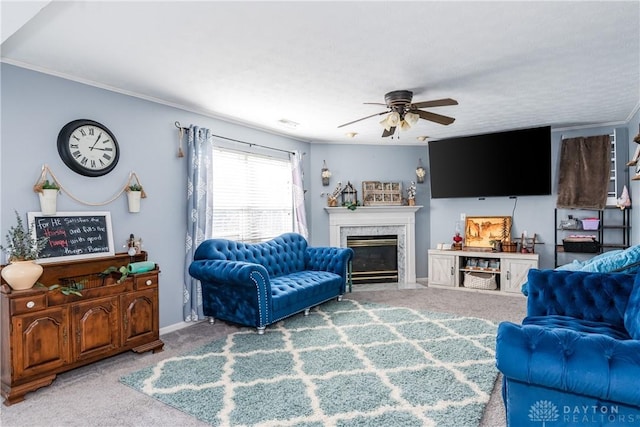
(57, 119, 120, 177)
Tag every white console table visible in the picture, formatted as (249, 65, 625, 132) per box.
(428, 249, 538, 295)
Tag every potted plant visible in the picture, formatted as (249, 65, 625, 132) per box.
(33, 179, 60, 215)
(125, 183, 145, 213)
(0, 211, 49, 290)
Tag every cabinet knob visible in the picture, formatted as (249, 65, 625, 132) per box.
(145, 279, 152, 286)
(26, 301, 35, 309)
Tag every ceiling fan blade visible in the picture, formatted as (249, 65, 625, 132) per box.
(337, 111, 387, 128)
(363, 102, 387, 106)
(381, 127, 396, 138)
(411, 98, 458, 109)
(416, 110, 456, 125)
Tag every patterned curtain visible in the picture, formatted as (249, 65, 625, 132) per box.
(183, 125, 213, 321)
(290, 150, 308, 238)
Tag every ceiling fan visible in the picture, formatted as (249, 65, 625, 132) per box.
(338, 90, 458, 138)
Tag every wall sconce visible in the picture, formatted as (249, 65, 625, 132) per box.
(416, 158, 426, 184)
(321, 160, 331, 186)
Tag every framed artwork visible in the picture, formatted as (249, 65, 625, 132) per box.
(464, 216, 512, 249)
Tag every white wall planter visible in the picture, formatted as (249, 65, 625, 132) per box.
(127, 191, 141, 213)
(38, 189, 58, 215)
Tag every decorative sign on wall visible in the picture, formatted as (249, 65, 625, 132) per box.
(28, 211, 115, 263)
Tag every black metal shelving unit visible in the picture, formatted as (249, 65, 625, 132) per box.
(554, 207, 631, 268)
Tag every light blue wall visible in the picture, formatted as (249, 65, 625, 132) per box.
(0, 64, 309, 329)
(429, 123, 639, 270)
(308, 143, 430, 276)
(2, 63, 639, 329)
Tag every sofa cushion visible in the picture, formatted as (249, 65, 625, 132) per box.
(270, 270, 343, 316)
(524, 315, 631, 340)
(625, 273, 640, 340)
(578, 245, 640, 274)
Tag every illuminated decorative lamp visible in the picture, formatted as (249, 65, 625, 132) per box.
(380, 111, 401, 131)
(404, 112, 419, 127)
(416, 158, 426, 184)
(321, 160, 331, 186)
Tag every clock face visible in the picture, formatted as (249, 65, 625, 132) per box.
(57, 119, 120, 177)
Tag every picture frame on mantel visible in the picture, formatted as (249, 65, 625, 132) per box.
(464, 216, 512, 249)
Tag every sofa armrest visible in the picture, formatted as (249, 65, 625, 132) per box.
(305, 246, 354, 277)
(496, 321, 640, 406)
(189, 260, 271, 320)
(526, 269, 634, 324)
(189, 259, 267, 283)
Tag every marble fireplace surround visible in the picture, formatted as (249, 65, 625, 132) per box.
(325, 206, 421, 284)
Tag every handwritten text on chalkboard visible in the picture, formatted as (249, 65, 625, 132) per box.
(28, 212, 115, 263)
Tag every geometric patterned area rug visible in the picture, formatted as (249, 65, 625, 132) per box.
(120, 299, 498, 427)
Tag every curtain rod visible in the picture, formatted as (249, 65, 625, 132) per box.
(175, 121, 296, 155)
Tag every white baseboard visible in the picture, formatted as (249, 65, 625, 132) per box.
(159, 319, 207, 336)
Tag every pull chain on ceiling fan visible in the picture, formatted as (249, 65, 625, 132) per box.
(338, 90, 458, 138)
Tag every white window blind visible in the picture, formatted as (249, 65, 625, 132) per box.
(212, 148, 293, 243)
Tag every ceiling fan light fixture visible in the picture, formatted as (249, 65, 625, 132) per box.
(399, 120, 412, 132)
(380, 111, 401, 131)
(404, 112, 419, 126)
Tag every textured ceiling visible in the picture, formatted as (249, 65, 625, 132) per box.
(2, 1, 639, 145)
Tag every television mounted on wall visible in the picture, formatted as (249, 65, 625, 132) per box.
(428, 126, 552, 199)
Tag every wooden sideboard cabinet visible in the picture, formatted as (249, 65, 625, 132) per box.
(0, 252, 164, 406)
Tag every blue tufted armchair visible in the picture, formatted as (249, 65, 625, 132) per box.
(496, 268, 640, 426)
(189, 233, 353, 334)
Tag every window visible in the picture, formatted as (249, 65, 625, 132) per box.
(212, 148, 293, 242)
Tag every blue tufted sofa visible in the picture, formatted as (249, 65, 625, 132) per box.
(189, 233, 353, 334)
(496, 268, 640, 426)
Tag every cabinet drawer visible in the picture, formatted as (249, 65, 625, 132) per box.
(11, 294, 47, 314)
(134, 273, 158, 290)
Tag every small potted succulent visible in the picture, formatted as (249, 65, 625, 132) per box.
(125, 183, 146, 213)
(33, 179, 61, 215)
(0, 211, 49, 290)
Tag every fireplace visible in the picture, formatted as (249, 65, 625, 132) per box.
(325, 206, 420, 284)
(347, 235, 398, 284)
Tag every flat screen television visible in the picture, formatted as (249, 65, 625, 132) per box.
(428, 126, 552, 199)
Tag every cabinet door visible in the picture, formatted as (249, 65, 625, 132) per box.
(428, 253, 457, 287)
(502, 258, 537, 293)
(11, 307, 70, 380)
(120, 289, 158, 348)
(71, 296, 119, 362)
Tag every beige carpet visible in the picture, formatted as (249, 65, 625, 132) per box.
(0, 285, 525, 427)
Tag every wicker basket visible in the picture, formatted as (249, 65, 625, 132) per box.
(463, 271, 498, 290)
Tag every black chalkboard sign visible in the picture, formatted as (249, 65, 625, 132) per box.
(28, 212, 115, 263)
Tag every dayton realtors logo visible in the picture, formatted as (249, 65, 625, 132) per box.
(529, 400, 559, 426)
(528, 400, 639, 425)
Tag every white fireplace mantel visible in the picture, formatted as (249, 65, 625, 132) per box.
(325, 206, 421, 284)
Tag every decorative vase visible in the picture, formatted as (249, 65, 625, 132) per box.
(408, 198, 416, 206)
(127, 191, 141, 213)
(1, 260, 44, 290)
(38, 189, 58, 215)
